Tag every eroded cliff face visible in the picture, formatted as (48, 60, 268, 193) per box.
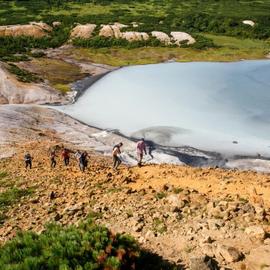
(0, 63, 64, 105)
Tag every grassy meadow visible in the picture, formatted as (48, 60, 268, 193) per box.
(0, 1, 270, 67)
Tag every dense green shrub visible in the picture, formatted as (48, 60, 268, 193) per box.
(72, 36, 165, 49)
(190, 35, 217, 50)
(0, 219, 139, 270)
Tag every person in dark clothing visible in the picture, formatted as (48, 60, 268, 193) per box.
(50, 150, 57, 168)
(24, 153, 32, 169)
(79, 151, 88, 172)
(61, 148, 70, 166)
(148, 142, 155, 159)
(112, 142, 123, 170)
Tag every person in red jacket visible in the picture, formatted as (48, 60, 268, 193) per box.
(61, 148, 70, 166)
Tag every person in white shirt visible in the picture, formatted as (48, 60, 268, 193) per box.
(112, 142, 123, 170)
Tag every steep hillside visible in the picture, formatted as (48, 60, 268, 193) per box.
(0, 142, 270, 269)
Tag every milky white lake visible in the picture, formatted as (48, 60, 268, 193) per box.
(61, 60, 270, 157)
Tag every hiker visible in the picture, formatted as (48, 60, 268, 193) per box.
(79, 151, 88, 172)
(112, 142, 123, 170)
(148, 142, 155, 159)
(24, 153, 33, 169)
(74, 150, 81, 161)
(61, 148, 70, 166)
(136, 138, 147, 167)
(50, 150, 57, 168)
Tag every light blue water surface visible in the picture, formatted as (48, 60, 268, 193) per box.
(60, 60, 270, 156)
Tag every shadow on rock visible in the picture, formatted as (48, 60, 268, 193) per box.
(136, 249, 185, 270)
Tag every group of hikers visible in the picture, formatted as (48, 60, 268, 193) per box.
(24, 148, 89, 172)
(24, 138, 152, 171)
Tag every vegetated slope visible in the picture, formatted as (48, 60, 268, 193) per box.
(0, 142, 270, 269)
(1, 0, 270, 40)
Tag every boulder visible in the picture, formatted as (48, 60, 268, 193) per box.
(131, 22, 139, 28)
(215, 244, 243, 263)
(165, 194, 185, 208)
(99, 24, 122, 39)
(113, 22, 128, 29)
(122, 31, 149, 41)
(245, 225, 266, 240)
(190, 256, 219, 270)
(151, 31, 171, 45)
(243, 20, 255, 27)
(52, 21, 61, 27)
(170, 32, 196, 46)
(245, 245, 270, 270)
(0, 22, 52, 38)
(70, 24, 96, 39)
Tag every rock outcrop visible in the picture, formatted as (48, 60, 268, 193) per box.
(151, 31, 171, 45)
(0, 22, 52, 38)
(243, 20, 255, 27)
(171, 32, 196, 45)
(99, 24, 123, 38)
(122, 31, 149, 41)
(70, 24, 97, 39)
(52, 21, 61, 28)
(0, 63, 63, 104)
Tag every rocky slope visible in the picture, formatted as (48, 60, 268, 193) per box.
(0, 47, 115, 105)
(0, 142, 270, 270)
(0, 63, 64, 104)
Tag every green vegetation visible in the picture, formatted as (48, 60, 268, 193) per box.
(0, 218, 178, 269)
(0, 171, 8, 180)
(67, 36, 270, 66)
(0, 26, 70, 61)
(1, 0, 270, 39)
(0, 187, 33, 225)
(25, 58, 86, 92)
(0, 187, 33, 210)
(0, 0, 270, 64)
(155, 192, 167, 200)
(152, 218, 167, 234)
(7, 64, 43, 83)
(0, 219, 139, 269)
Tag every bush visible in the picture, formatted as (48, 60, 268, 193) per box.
(72, 36, 165, 49)
(190, 35, 217, 50)
(0, 219, 140, 270)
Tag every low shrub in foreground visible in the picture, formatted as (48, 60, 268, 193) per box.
(0, 219, 139, 270)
